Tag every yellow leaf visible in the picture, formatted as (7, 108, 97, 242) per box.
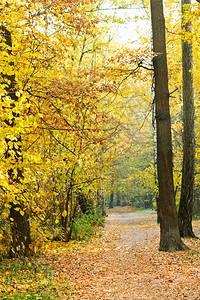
(20, 210, 24, 216)
(62, 210, 67, 218)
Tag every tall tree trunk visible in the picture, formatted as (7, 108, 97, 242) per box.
(151, 34, 160, 223)
(178, 0, 196, 238)
(152, 95, 160, 223)
(150, 0, 187, 251)
(0, 26, 31, 257)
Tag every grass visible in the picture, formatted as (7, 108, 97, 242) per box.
(193, 215, 200, 220)
(106, 206, 138, 213)
(3, 292, 57, 299)
(0, 257, 72, 299)
(106, 206, 156, 214)
(132, 208, 156, 214)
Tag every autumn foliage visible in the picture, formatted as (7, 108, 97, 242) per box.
(0, 0, 199, 258)
(0, 0, 152, 257)
(0, 0, 200, 298)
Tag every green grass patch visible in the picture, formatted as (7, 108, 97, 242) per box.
(193, 215, 200, 220)
(132, 208, 155, 214)
(2, 292, 58, 299)
(0, 258, 72, 299)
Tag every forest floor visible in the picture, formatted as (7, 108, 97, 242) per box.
(52, 207, 200, 299)
(1, 207, 200, 299)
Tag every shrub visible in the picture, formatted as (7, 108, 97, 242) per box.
(72, 208, 105, 241)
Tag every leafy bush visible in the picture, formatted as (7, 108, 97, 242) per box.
(72, 209, 105, 241)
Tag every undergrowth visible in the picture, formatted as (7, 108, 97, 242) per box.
(72, 208, 106, 241)
(0, 257, 72, 299)
(0, 209, 105, 298)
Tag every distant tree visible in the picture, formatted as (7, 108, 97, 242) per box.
(150, 0, 187, 251)
(116, 193, 121, 206)
(109, 192, 114, 209)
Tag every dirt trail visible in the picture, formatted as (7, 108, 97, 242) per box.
(106, 211, 159, 250)
(54, 210, 200, 299)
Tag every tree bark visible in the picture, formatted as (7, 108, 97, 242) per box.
(0, 26, 31, 258)
(178, 0, 196, 238)
(150, 0, 187, 251)
(152, 99, 160, 223)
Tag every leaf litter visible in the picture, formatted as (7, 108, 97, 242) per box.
(50, 209, 200, 299)
(1, 209, 200, 299)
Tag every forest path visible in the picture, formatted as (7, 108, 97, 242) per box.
(54, 209, 200, 299)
